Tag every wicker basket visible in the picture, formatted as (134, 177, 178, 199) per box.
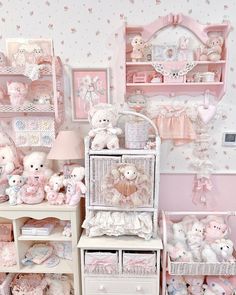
(167, 255, 236, 275)
(0, 274, 14, 295)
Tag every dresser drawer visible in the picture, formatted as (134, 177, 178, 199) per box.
(84, 277, 157, 294)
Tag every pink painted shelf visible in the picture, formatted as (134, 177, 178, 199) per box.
(125, 14, 230, 100)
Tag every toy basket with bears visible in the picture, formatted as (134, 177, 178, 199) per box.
(161, 211, 236, 277)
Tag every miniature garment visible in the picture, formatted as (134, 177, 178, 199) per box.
(154, 105, 196, 145)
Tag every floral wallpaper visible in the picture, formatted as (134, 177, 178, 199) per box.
(0, 0, 236, 173)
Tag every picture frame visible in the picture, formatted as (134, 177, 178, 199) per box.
(152, 44, 177, 62)
(71, 67, 110, 122)
(6, 38, 54, 67)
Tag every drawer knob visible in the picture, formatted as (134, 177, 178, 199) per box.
(99, 285, 105, 291)
(136, 286, 143, 292)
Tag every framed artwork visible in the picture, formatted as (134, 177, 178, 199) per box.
(152, 45, 177, 62)
(71, 67, 110, 122)
(6, 38, 54, 66)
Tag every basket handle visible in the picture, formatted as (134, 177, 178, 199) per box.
(118, 110, 159, 136)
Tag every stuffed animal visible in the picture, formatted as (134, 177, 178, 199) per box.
(167, 242, 193, 262)
(205, 221, 227, 242)
(45, 274, 72, 295)
(173, 222, 187, 245)
(88, 103, 122, 150)
(0, 52, 7, 67)
(201, 243, 219, 263)
(5, 175, 25, 206)
(184, 276, 204, 295)
(23, 151, 53, 179)
(204, 276, 234, 295)
(166, 274, 188, 295)
(177, 36, 192, 61)
(7, 81, 28, 107)
(45, 174, 65, 205)
(19, 175, 46, 204)
(200, 36, 224, 62)
(211, 239, 236, 262)
(63, 167, 86, 206)
(62, 222, 72, 237)
(0, 146, 16, 175)
(12, 46, 27, 66)
(187, 222, 204, 261)
(130, 35, 145, 62)
(102, 163, 150, 208)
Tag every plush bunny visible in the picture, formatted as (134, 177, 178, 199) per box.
(187, 222, 205, 261)
(7, 81, 28, 107)
(166, 274, 188, 295)
(178, 36, 191, 61)
(200, 36, 224, 62)
(88, 103, 122, 150)
(167, 242, 193, 262)
(5, 175, 25, 206)
(63, 167, 86, 206)
(45, 174, 65, 205)
(131, 35, 145, 62)
(184, 276, 204, 295)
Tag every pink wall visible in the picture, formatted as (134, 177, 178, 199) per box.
(159, 174, 236, 243)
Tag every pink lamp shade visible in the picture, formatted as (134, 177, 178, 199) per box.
(47, 130, 84, 160)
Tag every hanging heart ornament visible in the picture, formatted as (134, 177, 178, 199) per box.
(198, 104, 216, 124)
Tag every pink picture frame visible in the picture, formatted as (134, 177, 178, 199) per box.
(71, 68, 110, 122)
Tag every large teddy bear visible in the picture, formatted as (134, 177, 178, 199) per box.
(88, 103, 122, 150)
(63, 167, 86, 206)
(23, 151, 53, 179)
(200, 36, 224, 62)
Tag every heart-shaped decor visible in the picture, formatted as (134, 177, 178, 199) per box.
(114, 181, 137, 197)
(198, 104, 216, 124)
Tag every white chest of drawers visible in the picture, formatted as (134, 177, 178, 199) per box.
(78, 231, 163, 295)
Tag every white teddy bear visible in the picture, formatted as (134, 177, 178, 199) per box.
(187, 222, 205, 261)
(23, 151, 53, 179)
(45, 174, 65, 205)
(211, 239, 235, 262)
(88, 103, 122, 150)
(5, 175, 25, 206)
(63, 167, 86, 206)
(173, 223, 187, 245)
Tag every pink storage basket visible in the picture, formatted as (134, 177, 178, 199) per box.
(0, 274, 14, 295)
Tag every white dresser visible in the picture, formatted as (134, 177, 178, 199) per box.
(78, 231, 163, 295)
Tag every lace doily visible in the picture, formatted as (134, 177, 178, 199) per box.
(152, 61, 196, 79)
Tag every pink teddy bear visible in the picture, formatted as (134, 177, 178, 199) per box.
(63, 167, 86, 206)
(7, 81, 28, 107)
(205, 221, 227, 242)
(19, 175, 46, 204)
(45, 174, 65, 205)
(131, 35, 145, 62)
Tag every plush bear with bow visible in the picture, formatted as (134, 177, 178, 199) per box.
(88, 103, 122, 150)
(63, 167, 86, 206)
(45, 174, 65, 205)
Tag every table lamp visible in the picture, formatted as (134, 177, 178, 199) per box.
(47, 130, 84, 175)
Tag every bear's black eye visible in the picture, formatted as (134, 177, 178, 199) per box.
(107, 119, 110, 122)
(2, 156, 5, 159)
(103, 119, 106, 122)
(30, 165, 33, 168)
(40, 164, 43, 168)
(13, 180, 15, 183)
(220, 247, 223, 250)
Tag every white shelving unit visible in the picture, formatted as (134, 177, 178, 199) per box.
(0, 201, 82, 295)
(78, 231, 163, 295)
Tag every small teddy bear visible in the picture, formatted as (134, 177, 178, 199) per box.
(19, 175, 46, 204)
(7, 81, 28, 107)
(186, 222, 204, 261)
(167, 242, 193, 262)
(5, 175, 25, 206)
(131, 35, 145, 62)
(173, 222, 187, 245)
(45, 174, 65, 205)
(62, 222, 72, 237)
(211, 239, 236, 262)
(166, 274, 188, 295)
(23, 151, 53, 180)
(88, 103, 122, 150)
(200, 36, 224, 62)
(184, 276, 204, 295)
(204, 220, 227, 242)
(63, 167, 86, 206)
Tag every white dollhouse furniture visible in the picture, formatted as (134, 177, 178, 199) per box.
(83, 111, 161, 239)
(0, 201, 82, 295)
(78, 231, 163, 295)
